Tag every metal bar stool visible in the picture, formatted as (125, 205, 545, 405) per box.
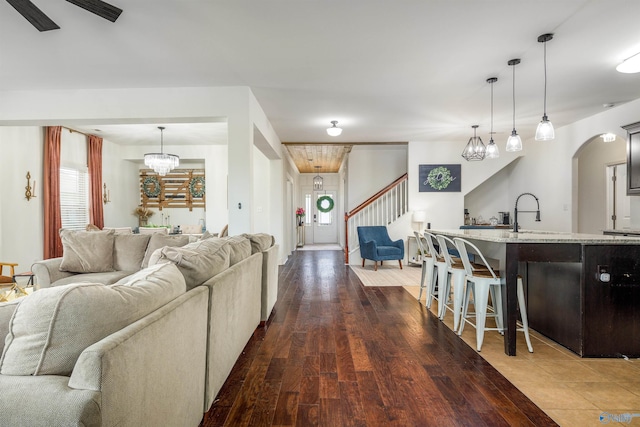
(413, 231, 436, 302)
(454, 237, 533, 353)
(423, 232, 444, 310)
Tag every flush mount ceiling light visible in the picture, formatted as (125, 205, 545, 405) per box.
(535, 33, 555, 141)
(461, 125, 486, 161)
(485, 77, 499, 159)
(313, 166, 323, 190)
(144, 126, 179, 176)
(616, 51, 640, 73)
(506, 58, 523, 152)
(326, 121, 342, 136)
(601, 133, 617, 142)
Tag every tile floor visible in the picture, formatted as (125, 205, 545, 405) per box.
(405, 285, 640, 427)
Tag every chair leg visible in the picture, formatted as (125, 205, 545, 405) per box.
(458, 281, 474, 335)
(418, 260, 427, 301)
(473, 282, 491, 352)
(452, 271, 466, 332)
(362, 259, 365, 267)
(374, 261, 378, 271)
(517, 276, 534, 353)
(398, 260, 403, 269)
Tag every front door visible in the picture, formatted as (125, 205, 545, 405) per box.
(312, 191, 338, 243)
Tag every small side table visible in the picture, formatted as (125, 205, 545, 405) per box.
(296, 225, 305, 248)
(12, 271, 34, 296)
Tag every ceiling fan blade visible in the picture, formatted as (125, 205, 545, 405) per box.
(5, 0, 60, 31)
(65, 0, 122, 22)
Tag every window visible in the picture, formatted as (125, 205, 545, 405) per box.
(60, 166, 89, 230)
(305, 193, 312, 225)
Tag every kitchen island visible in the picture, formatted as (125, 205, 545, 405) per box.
(431, 228, 640, 357)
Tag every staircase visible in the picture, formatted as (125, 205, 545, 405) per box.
(344, 173, 408, 263)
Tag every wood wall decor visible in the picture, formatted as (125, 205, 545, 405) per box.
(140, 169, 205, 211)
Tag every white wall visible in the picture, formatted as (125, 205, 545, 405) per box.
(465, 160, 518, 226)
(576, 135, 626, 233)
(402, 99, 640, 234)
(253, 145, 271, 234)
(0, 127, 44, 272)
(0, 86, 285, 255)
(347, 145, 407, 210)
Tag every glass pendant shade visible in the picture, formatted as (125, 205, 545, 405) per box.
(326, 120, 342, 136)
(506, 130, 523, 152)
(535, 116, 555, 141)
(461, 125, 486, 161)
(485, 138, 499, 159)
(535, 34, 554, 141)
(144, 127, 179, 176)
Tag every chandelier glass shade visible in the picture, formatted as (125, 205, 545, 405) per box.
(461, 125, 486, 161)
(485, 77, 499, 159)
(535, 33, 555, 141)
(144, 127, 179, 176)
(326, 120, 342, 136)
(506, 58, 523, 152)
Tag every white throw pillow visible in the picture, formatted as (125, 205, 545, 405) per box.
(59, 228, 115, 273)
(0, 262, 185, 376)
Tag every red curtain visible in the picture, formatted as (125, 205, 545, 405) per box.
(44, 126, 63, 259)
(87, 135, 104, 229)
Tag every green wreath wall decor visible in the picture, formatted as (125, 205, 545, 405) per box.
(427, 166, 454, 191)
(189, 176, 206, 198)
(316, 195, 334, 213)
(143, 176, 161, 198)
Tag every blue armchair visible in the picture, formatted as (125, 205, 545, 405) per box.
(357, 226, 404, 271)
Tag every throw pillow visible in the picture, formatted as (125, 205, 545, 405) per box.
(59, 229, 115, 273)
(242, 233, 275, 254)
(141, 233, 190, 268)
(0, 262, 185, 376)
(113, 233, 151, 271)
(223, 235, 252, 265)
(148, 238, 230, 290)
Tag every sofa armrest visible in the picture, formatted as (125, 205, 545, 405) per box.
(69, 287, 208, 427)
(261, 244, 279, 322)
(360, 240, 377, 259)
(31, 258, 75, 289)
(392, 238, 405, 255)
(0, 375, 100, 427)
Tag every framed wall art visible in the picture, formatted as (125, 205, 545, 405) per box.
(418, 164, 461, 192)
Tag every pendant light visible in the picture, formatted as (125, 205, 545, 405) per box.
(313, 166, 323, 190)
(485, 77, 499, 159)
(535, 33, 555, 141)
(326, 120, 342, 136)
(506, 59, 523, 152)
(461, 125, 485, 161)
(144, 127, 179, 176)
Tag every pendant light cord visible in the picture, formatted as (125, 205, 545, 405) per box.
(543, 41, 548, 116)
(490, 80, 494, 136)
(512, 63, 516, 132)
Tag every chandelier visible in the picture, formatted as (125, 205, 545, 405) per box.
(144, 126, 179, 176)
(313, 166, 323, 190)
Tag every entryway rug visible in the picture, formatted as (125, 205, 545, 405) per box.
(349, 263, 423, 288)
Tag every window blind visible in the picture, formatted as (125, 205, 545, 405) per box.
(60, 166, 89, 230)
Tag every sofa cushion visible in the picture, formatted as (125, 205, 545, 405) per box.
(242, 233, 275, 254)
(149, 238, 230, 290)
(141, 233, 190, 268)
(52, 271, 132, 287)
(0, 301, 20, 357)
(59, 229, 115, 273)
(114, 233, 151, 271)
(223, 235, 252, 265)
(0, 262, 185, 376)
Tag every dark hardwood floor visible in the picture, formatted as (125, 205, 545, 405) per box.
(202, 250, 557, 426)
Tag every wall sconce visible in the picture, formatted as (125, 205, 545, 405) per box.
(25, 171, 36, 201)
(103, 183, 111, 204)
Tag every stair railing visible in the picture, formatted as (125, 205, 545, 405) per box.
(344, 173, 408, 263)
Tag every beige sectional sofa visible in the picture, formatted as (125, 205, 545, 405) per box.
(0, 229, 278, 426)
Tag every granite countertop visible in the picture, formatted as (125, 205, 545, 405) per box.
(430, 228, 640, 244)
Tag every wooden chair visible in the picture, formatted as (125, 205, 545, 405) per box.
(0, 262, 28, 301)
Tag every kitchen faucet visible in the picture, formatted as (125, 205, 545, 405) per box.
(513, 192, 541, 232)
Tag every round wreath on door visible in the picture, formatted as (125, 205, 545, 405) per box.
(316, 195, 334, 213)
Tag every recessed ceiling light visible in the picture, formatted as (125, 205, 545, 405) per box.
(616, 51, 640, 73)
